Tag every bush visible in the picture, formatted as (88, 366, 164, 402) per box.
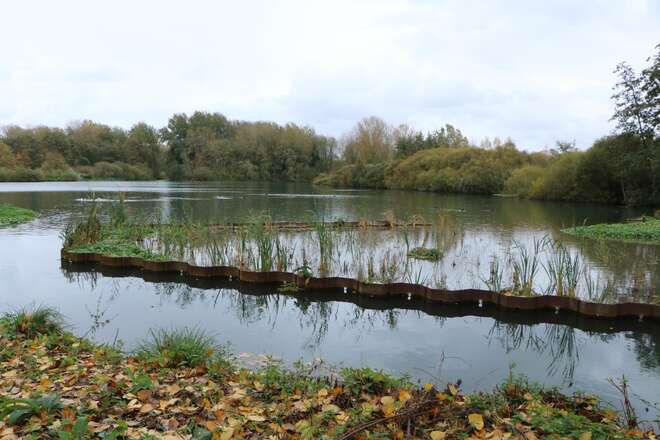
(504, 165, 545, 197)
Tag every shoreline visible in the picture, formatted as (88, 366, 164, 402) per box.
(0, 307, 656, 439)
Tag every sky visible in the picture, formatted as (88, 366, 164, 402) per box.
(1, 0, 659, 150)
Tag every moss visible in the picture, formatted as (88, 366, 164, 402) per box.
(562, 218, 660, 244)
(0, 202, 37, 226)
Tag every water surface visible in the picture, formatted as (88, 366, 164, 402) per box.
(1, 181, 658, 423)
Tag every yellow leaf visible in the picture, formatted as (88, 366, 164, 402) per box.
(317, 388, 328, 397)
(246, 415, 266, 422)
(430, 431, 446, 440)
(380, 396, 395, 406)
(448, 384, 458, 396)
(423, 383, 434, 391)
(219, 427, 234, 440)
(468, 413, 484, 430)
(398, 390, 412, 403)
(579, 433, 592, 440)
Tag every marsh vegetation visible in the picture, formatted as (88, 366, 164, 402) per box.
(61, 198, 658, 304)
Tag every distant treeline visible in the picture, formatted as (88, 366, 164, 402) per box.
(0, 115, 336, 182)
(1, 45, 657, 206)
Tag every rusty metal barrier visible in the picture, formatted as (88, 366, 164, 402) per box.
(61, 249, 660, 321)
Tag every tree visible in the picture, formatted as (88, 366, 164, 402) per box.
(128, 123, 162, 178)
(641, 44, 660, 137)
(0, 142, 16, 168)
(611, 46, 660, 202)
(342, 117, 394, 164)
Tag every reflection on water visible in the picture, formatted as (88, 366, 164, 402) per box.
(1, 181, 660, 421)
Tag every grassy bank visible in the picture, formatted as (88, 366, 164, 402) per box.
(0, 306, 656, 439)
(562, 218, 660, 244)
(0, 202, 37, 226)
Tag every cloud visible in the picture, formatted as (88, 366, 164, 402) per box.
(1, 0, 658, 149)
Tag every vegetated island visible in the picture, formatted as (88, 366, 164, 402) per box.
(562, 217, 660, 244)
(0, 202, 37, 226)
(0, 305, 655, 439)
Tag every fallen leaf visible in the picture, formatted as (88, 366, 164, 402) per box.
(468, 413, 484, 430)
(448, 384, 458, 396)
(579, 433, 592, 440)
(430, 431, 446, 440)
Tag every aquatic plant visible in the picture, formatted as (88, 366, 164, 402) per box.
(60, 203, 102, 248)
(483, 256, 505, 292)
(407, 247, 442, 261)
(563, 218, 660, 244)
(544, 242, 583, 297)
(0, 202, 37, 226)
(511, 236, 548, 296)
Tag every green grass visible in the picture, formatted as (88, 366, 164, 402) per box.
(135, 327, 221, 368)
(0, 305, 65, 338)
(67, 240, 167, 260)
(0, 202, 37, 226)
(562, 218, 660, 244)
(407, 247, 442, 261)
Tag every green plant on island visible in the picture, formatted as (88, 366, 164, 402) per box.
(563, 217, 660, 244)
(407, 246, 442, 261)
(0, 202, 37, 226)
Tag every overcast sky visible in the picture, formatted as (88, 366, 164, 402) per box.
(1, 0, 658, 150)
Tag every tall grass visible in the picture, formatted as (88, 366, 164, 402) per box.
(1, 305, 65, 338)
(135, 327, 219, 368)
(511, 237, 548, 296)
(544, 242, 583, 297)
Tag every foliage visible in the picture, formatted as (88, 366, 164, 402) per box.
(0, 305, 65, 338)
(563, 218, 660, 244)
(0, 316, 654, 439)
(0, 202, 37, 226)
(407, 247, 442, 261)
(135, 327, 220, 368)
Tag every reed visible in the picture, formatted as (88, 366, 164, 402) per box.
(511, 236, 548, 296)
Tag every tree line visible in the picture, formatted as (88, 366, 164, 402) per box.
(315, 45, 659, 206)
(1, 45, 657, 205)
(0, 115, 336, 182)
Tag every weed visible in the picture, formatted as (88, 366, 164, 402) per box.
(135, 327, 218, 368)
(1, 305, 65, 338)
(341, 368, 411, 397)
(0, 394, 62, 426)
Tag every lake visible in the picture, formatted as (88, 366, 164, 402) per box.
(0, 181, 658, 423)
